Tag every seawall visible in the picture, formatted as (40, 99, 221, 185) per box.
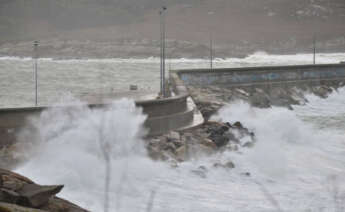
(177, 63, 345, 87)
(0, 89, 204, 145)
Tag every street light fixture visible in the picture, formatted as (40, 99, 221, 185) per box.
(160, 6, 167, 98)
(33, 40, 39, 106)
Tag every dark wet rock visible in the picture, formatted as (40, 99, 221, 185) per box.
(0, 169, 33, 184)
(198, 166, 208, 172)
(2, 175, 26, 191)
(191, 170, 207, 178)
(233, 122, 243, 129)
(196, 101, 224, 121)
(41, 196, 88, 212)
(209, 134, 229, 148)
(163, 142, 176, 153)
(249, 91, 271, 108)
(225, 122, 232, 128)
(0, 169, 88, 212)
(269, 97, 294, 109)
(235, 88, 250, 98)
(201, 138, 217, 149)
(189, 83, 343, 113)
(172, 140, 183, 149)
(241, 172, 251, 177)
(206, 122, 234, 148)
(0, 188, 21, 203)
(191, 166, 208, 178)
(233, 122, 252, 137)
(213, 163, 222, 168)
(19, 184, 64, 208)
(146, 121, 255, 163)
(166, 132, 183, 149)
(167, 131, 180, 142)
(213, 161, 235, 169)
(0, 202, 48, 212)
(225, 161, 235, 169)
(313, 86, 333, 98)
(224, 131, 239, 143)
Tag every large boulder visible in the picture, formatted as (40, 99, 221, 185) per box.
(0, 202, 48, 212)
(196, 101, 223, 121)
(0, 169, 88, 212)
(18, 184, 64, 208)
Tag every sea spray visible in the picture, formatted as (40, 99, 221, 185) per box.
(14, 93, 345, 211)
(211, 99, 345, 211)
(15, 98, 160, 211)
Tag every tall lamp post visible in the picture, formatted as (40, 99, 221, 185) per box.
(33, 41, 39, 106)
(160, 6, 167, 98)
(312, 7, 317, 65)
(208, 11, 214, 70)
(313, 34, 316, 65)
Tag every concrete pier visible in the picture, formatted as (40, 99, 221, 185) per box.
(0, 85, 204, 146)
(176, 63, 345, 87)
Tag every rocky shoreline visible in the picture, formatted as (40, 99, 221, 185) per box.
(146, 121, 255, 167)
(0, 168, 88, 212)
(188, 82, 344, 120)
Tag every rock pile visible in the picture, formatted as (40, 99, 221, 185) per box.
(146, 121, 255, 163)
(188, 82, 343, 114)
(0, 169, 88, 212)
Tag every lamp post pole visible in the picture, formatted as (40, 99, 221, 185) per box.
(313, 34, 316, 65)
(33, 41, 39, 106)
(210, 33, 213, 70)
(160, 6, 167, 97)
(208, 11, 214, 70)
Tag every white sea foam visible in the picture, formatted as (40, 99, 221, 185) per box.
(1, 51, 344, 64)
(14, 89, 345, 212)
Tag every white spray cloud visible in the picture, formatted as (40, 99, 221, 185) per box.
(15, 98, 155, 211)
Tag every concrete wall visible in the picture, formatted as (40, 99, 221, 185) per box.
(178, 64, 345, 87)
(0, 75, 205, 145)
(0, 93, 195, 144)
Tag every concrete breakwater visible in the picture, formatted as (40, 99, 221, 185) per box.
(140, 62, 345, 166)
(173, 63, 345, 119)
(0, 92, 203, 147)
(177, 63, 345, 87)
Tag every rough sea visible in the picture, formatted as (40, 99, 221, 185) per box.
(1, 52, 345, 211)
